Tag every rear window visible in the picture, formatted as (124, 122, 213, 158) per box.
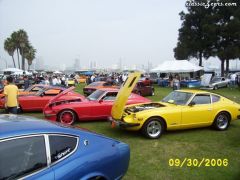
(212, 95, 221, 103)
(49, 135, 78, 163)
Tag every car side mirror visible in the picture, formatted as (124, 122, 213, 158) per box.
(189, 101, 195, 106)
(99, 99, 103, 103)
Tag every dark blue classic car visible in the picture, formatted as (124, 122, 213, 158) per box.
(0, 115, 130, 180)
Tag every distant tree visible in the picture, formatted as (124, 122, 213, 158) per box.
(174, 2, 215, 66)
(25, 45, 36, 71)
(4, 29, 36, 71)
(175, 0, 240, 76)
(211, 0, 240, 76)
(11, 31, 21, 69)
(17, 29, 29, 71)
(4, 38, 16, 68)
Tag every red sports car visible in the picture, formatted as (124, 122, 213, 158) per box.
(44, 88, 151, 125)
(0, 86, 84, 112)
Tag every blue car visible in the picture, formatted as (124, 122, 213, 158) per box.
(0, 115, 130, 180)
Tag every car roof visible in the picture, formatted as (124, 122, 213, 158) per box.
(176, 89, 210, 94)
(0, 115, 83, 139)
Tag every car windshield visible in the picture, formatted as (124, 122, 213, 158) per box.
(161, 91, 193, 105)
(87, 90, 105, 101)
(211, 77, 221, 83)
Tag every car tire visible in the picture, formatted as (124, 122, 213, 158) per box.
(58, 110, 76, 125)
(213, 112, 230, 131)
(213, 85, 218, 90)
(141, 118, 165, 139)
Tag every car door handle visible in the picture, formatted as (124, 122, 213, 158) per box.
(207, 108, 212, 111)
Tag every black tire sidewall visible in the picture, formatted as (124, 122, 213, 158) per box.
(213, 112, 230, 131)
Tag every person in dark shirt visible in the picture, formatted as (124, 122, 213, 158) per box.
(23, 76, 30, 90)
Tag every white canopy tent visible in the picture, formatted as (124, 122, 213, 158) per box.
(53, 71, 63, 74)
(1, 68, 32, 75)
(150, 60, 203, 73)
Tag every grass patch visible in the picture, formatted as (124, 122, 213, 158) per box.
(14, 84, 240, 179)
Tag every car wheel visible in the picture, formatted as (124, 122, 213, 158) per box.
(58, 110, 76, 125)
(213, 112, 230, 130)
(141, 118, 165, 139)
(226, 83, 230, 87)
(213, 85, 218, 90)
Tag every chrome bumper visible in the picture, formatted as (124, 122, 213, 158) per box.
(108, 117, 140, 128)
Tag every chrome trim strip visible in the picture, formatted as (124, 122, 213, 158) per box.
(44, 134, 51, 165)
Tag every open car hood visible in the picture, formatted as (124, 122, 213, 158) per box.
(111, 72, 141, 120)
(48, 86, 84, 104)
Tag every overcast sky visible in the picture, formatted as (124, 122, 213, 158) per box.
(0, 0, 187, 69)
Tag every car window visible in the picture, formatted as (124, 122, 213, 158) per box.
(31, 86, 43, 92)
(191, 94, 211, 105)
(102, 92, 118, 101)
(162, 91, 193, 105)
(49, 135, 78, 164)
(87, 90, 105, 100)
(0, 136, 47, 180)
(103, 82, 112, 86)
(212, 95, 220, 103)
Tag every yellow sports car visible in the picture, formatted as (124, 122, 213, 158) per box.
(110, 72, 240, 139)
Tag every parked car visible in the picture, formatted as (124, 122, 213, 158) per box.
(67, 78, 75, 87)
(0, 114, 130, 180)
(132, 81, 154, 96)
(109, 72, 240, 139)
(0, 86, 84, 112)
(83, 81, 119, 95)
(0, 84, 50, 99)
(209, 77, 230, 90)
(44, 87, 151, 125)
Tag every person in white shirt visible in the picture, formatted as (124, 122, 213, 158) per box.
(230, 73, 236, 86)
(52, 77, 58, 86)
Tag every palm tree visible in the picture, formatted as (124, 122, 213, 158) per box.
(4, 38, 16, 68)
(11, 31, 21, 69)
(17, 29, 29, 71)
(25, 45, 36, 71)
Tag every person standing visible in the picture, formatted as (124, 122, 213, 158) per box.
(23, 76, 30, 90)
(4, 76, 19, 114)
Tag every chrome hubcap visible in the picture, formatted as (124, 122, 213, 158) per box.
(217, 114, 228, 129)
(60, 111, 74, 124)
(147, 121, 161, 138)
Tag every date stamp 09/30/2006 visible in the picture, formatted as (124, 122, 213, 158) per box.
(168, 158, 228, 168)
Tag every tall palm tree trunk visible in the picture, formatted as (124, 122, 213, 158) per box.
(11, 56, 16, 68)
(21, 48, 25, 71)
(28, 63, 31, 71)
(17, 48, 20, 69)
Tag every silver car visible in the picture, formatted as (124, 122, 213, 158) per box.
(209, 77, 230, 90)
